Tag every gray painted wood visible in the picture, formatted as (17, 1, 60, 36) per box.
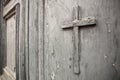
(19, 0, 26, 80)
(77, 0, 120, 80)
(1, 1, 17, 80)
(44, 0, 78, 80)
(29, 0, 39, 80)
(0, 0, 3, 75)
(44, 0, 120, 80)
(38, 0, 45, 80)
(16, 3, 20, 80)
(26, 0, 45, 79)
(61, 6, 96, 74)
(0, 0, 120, 80)
(0, 0, 25, 80)
(24, 0, 29, 80)
(6, 14, 16, 77)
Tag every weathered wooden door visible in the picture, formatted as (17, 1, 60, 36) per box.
(44, 0, 120, 80)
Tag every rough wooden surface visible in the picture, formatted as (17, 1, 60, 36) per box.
(29, 0, 39, 80)
(1, 0, 25, 80)
(26, 0, 45, 80)
(1, 2, 17, 80)
(44, 0, 78, 80)
(44, 0, 120, 80)
(0, 0, 120, 80)
(78, 0, 120, 80)
(6, 14, 16, 77)
(19, 0, 26, 79)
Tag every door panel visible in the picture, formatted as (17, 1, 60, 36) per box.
(1, 0, 20, 80)
(78, 0, 120, 80)
(6, 14, 16, 78)
(44, 0, 120, 80)
(3, 12, 16, 80)
(44, 0, 79, 80)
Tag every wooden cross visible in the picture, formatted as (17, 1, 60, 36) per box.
(62, 6, 96, 74)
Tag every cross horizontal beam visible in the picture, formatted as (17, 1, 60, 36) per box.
(62, 17, 96, 29)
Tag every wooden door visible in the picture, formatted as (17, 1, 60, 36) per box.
(27, 0, 120, 80)
(44, 0, 120, 80)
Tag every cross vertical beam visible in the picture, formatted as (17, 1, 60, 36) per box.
(73, 6, 81, 74)
(62, 6, 96, 75)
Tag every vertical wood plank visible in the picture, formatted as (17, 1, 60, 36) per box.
(73, 26, 80, 74)
(38, 0, 45, 80)
(24, 0, 29, 80)
(19, 0, 26, 79)
(16, 3, 20, 80)
(29, 0, 39, 80)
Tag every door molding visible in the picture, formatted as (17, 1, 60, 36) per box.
(24, 0, 45, 80)
(3, 2, 20, 80)
(15, 3, 20, 80)
(3, 0, 18, 17)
